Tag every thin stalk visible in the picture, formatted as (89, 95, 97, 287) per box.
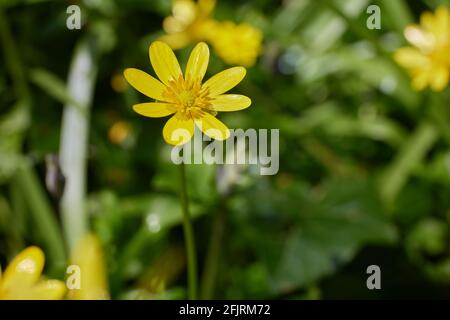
(201, 208, 225, 299)
(428, 94, 450, 146)
(179, 162, 198, 300)
(8, 178, 27, 250)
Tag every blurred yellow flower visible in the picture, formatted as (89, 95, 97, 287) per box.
(0, 246, 66, 300)
(124, 41, 251, 145)
(109, 120, 132, 145)
(210, 21, 263, 67)
(160, 0, 217, 49)
(394, 6, 450, 91)
(67, 233, 109, 300)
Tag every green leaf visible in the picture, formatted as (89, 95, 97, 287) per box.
(379, 121, 438, 205)
(0, 101, 29, 184)
(270, 178, 397, 293)
(29, 68, 85, 113)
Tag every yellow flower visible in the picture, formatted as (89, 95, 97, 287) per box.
(394, 6, 450, 91)
(67, 233, 109, 300)
(124, 41, 251, 145)
(210, 21, 263, 67)
(160, 0, 217, 49)
(0, 246, 66, 300)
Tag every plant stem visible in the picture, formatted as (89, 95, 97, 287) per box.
(428, 94, 450, 146)
(179, 162, 198, 300)
(201, 208, 225, 299)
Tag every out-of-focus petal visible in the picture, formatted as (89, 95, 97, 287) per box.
(1, 247, 44, 291)
(430, 66, 449, 91)
(69, 234, 109, 300)
(393, 47, 430, 69)
(411, 70, 430, 91)
(198, 0, 216, 16)
(404, 25, 435, 51)
(172, 0, 197, 25)
(160, 33, 192, 50)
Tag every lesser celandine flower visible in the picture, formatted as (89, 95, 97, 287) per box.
(0, 246, 66, 300)
(210, 21, 263, 67)
(394, 6, 450, 91)
(124, 41, 251, 145)
(160, 0, 216, 49)
(67, 233, 109, 300)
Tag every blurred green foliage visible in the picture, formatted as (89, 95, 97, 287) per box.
(0, 0, 450, 299)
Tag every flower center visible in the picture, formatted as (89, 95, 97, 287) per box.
(178, 90, 196, 108)
(163, 75, 214, 120)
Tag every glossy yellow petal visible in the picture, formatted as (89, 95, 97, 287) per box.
(1, 246, 44, 291)
(149, 41, 183, 86)
(185, 42, 209, 82)
(195, 113, 230, 140)
(211, 94, 251, 112)
(430, 66, 449, 91)
(159, 32, 192, 50)
(123, 68, 167, 101)
(202, 67, 246, 97)
(393, 47, 430, 69)
(163, 114, 195, 145)
(69, 234, 109, 300)
(133, 103, 176, 118)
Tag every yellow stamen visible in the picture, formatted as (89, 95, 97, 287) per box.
(163, 75, 215, 120)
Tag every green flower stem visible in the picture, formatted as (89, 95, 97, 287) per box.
(201, 207, 225, 299)
(428, 93, 450, 146)
(179, 162, 198, 300)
